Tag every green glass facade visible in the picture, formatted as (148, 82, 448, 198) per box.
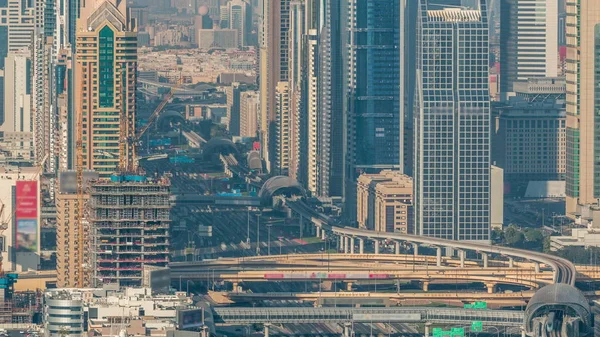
(99, 26, 115, 108)
(566, 127, 580, 198)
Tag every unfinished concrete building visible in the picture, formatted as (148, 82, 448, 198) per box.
(89, 175, 171, 287)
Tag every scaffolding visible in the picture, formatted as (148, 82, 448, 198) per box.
(90, 177, 171, 288)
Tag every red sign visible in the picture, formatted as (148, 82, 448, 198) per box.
(328, 274, 346, 279)
(15, 181, 38, 219)
(264, 274, 284, 279)
(253, 142, 261, 151)
(369, 274, 389, 279)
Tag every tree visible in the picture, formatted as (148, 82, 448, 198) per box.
(524, 229, 544, 243)
(504, 225, 525, 247)
(491, 228, 504, 243)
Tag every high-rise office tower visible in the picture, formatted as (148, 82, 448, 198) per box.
(75, 0, 137, 177)
(1, 51, 34, 161)
(226, 82, 242, 136)
(320, 0, 343, 197)
(227, 0, 252, 47)
(414, 0, 491, 242)
(275, 81, 291, 174)
(344, 0, 401, 220)
(500, 0, 558, 93)
(565, 1, 600, 219)
(259, 0, 290, 174)
(286, 0, 304, 182)
(240, 91, 259, 137)
(0, 0, 35, 69)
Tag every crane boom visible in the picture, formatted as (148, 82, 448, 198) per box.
(136, 79, 183, 141)
(122, 78, 182, 172)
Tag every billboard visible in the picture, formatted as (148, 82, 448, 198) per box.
(15, 181, 38, 252)
(176, 308, 203, 329)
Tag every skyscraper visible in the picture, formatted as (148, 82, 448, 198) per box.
(259, 0, 290, 174)
(414, 0, 491, 242)
(226, 82, 242, 136)
(344, 0, 401, 220)
(0, 0, 35, 69)
(74, 0, 137, 177)
(227, 0, 252, 47)
(565, 1, 600, 219)
(500, 0, 559, 94)
(1, 51, 34, 161)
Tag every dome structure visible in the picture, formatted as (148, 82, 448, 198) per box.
(524, 284, 592, 336)
(258, 176, 305, 204)
(198, 5, 209, 15)
(247, 151, 262, 171)
(203, 138, 238, 156)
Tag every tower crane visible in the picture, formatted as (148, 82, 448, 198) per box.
(122, 77, 184, 172)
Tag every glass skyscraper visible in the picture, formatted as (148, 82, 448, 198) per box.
(414, 0, 491, 242)
(344, 0, 401, 221)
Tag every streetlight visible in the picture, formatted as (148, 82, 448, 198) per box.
(186, 280, 193, 296)
(255, 213, 262, 255)
(246, 207, 251, 244)
(267, 224, 273, 255)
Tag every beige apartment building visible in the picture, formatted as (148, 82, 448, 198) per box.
(74, 0, 137, 177)
(357, 171, 413, 233)
(55, 171, 99, 288)
(565, 1, 600, 221)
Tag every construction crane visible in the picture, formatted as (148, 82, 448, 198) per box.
(121, 77, 184, 172)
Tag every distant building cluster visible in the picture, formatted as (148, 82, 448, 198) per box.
(44, 287, 203, 337)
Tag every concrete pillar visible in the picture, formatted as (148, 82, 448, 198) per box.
(422, 281, 429, 292)
(413, 243, 419, 256)
(534, 262, 540, 273)
(232, 282, 238, 292)
(350, 237, 355, 254)
(425, 323, 431, 337)
(459, 249, 465, 268)
(346, 282, 353, 291)
(482, 252, 488, 268)
(395, 241, 400, 255)
(344, 236, 349, 254)
(343, 323, 351, 337)
(374, 240, 380, 254)
(359, 238, 364, 254)
(264, 323, 270, 337)
(521, 327, 526, 337)
(321, 229, 326, 240)
(509, 257, 514, 268)
(486, 282, 496, 294)
(338, 235, 344, 251)
(436, 247, 442, 267)
(316, 226, 321, 238)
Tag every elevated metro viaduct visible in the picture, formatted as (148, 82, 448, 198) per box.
(181, 174, 592, 336)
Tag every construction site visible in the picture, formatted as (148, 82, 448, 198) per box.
(89, 175, 171, 288)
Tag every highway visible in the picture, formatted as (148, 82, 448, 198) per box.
(284, 198, 576, 286)
(170, 253, 551, 290)
(212, 306, 524, 326)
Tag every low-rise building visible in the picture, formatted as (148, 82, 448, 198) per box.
(43, 288, 202, 337)
(550, 228, 600, 251)
(357, 171, 413, 233)
(44, 290, 84, 337)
